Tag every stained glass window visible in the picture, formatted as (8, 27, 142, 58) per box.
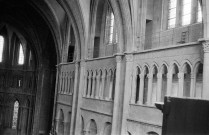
(168, 0, 177, 29)
(0, 36, 4, 62)
(12, 101, 19, 129)
(18, 44, 24, 65)
(182, 0, 192, 25)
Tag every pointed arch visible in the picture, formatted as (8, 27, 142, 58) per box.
(194, 62, 203, 98)
(182, 62, 192, 97)
(135, 66, 141, 103)
(103, 122, 112, 135)
(91, 0, 118, 58)
(81, 116, 84, 135)
(58, 109, 64, 135)
(161, 64, 168, 101)
(151, 65, 158, 104)
(171, 63, 179, 97)
(87, 119, 97, 135)
(143, 66, 149, 104)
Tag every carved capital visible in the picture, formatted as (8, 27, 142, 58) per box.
(116, 56, 123, 63)
(96, 76, 100, 79)
(157, 73, 162, 79)
(139, 74, 144, 79)
(167, 74, 172, 79)
(202, 41, 209, 53)
(178, 73, 184, 79)
(147, 74, 153, 79)
(190, 74, 195, 79)
(125, 54, 133, 62)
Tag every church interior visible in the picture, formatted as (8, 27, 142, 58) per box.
(0, 0, 208, 135)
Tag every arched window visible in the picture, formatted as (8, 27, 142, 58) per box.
(195, 63, 203, 98)
(103, 122, 111, 135)
(182, 0, 192, 26)
(81, 116, 84, 135)
(12, 101, 19, 129)
(171, 64, 179, 97)
(58, 109, 64, 135)
(143, 67, 149, 104)
(161, 65, 168, 102)
(197, 1, 202, 22)
(92, 0, 117, 58)
(105, 5, 117, 44)
(0, 36, 4, 62)
(183, 63, 191, 97)
(88, 119, 97, 135)
(168, 0, 177, 29)
(135, 68, 141, 103)
(67, 26, 75, 62)
(151, 66, 158, 104)
(18, 44, 24, 65)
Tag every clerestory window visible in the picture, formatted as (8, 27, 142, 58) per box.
(167, 0, 202, 29)
(182, 0, 192, 26)
(18, 44, 24, 65)
(105, 5, 117, 44)
(197, 1, 202, 22)
(168, 0, 177, 29)
(0, 36, 4, 62)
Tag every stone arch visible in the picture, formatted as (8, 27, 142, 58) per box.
(67, 26, 76, 62)
(89, 0, 126, 57)
(134, 66, 141, 103)
(49, 0, 84, 61)
(170, 63, 179, 97)
(103, 122, 112, 135)
(109, 0, 131, 52)
(182, 62, 192, 97)
(194, 62, 203, 98)
(143, 64, 150, 74)
(151, 65, 158, 104)
(151, 63, 159, 73)
(171, 63, 179, 74)
(180, 60, 193, 73)
(64, 111, 72, 135)
(143, 66, 149, 104)
(81, 116, 84, 135)
(57, 109, 64, 135)
(161, 64, 168, 102)
(160, 63, 169, 74)
(103, 69, 109, 99)
(86, 119, 97, 135)
(136, 65, 142, 75)
(89, 70, 94, 97)
(111, 68, 116, 100)
(147, 131, 159, 135)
